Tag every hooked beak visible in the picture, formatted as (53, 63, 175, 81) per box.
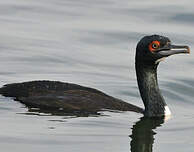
(158, 44, 190, 57)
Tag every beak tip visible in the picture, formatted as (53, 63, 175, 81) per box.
(187, 46, 191, 54)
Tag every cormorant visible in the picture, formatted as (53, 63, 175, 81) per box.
(0, 35, 190, 117)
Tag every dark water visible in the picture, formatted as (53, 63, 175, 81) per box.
(0, 0, 194, 151)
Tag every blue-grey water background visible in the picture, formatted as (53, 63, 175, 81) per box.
(0, 0, 194, 151)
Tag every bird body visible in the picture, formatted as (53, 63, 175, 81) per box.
(0, 80, 143, 115)
(0, 35, 190, 117)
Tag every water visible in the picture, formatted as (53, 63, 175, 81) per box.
(0, 0, 194, 151)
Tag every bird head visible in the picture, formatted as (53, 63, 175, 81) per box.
(136, 35, 190, 65)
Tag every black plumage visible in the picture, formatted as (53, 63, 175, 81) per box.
(0, 35, 190, 117)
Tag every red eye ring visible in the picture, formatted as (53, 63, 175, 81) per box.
(149, 41, 160, 52)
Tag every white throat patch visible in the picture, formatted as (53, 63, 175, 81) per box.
(164, 106, 171, 116)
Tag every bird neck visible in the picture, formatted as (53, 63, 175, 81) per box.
(135, 62, 169, 117)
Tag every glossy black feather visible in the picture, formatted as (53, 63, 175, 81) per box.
(0, 80, 143, 115)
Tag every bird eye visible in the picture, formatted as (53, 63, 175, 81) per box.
(149, 41, 160, 52)
(152, 43, 158, 49)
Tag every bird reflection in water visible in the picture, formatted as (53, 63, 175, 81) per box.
(130, 117, 165, 152)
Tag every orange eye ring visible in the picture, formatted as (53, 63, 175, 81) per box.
(149, 41, 160, 52)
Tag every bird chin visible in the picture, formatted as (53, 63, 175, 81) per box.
(155, 57, 166, 64)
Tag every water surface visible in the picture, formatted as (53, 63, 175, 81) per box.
(0, 0, 194, 151)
